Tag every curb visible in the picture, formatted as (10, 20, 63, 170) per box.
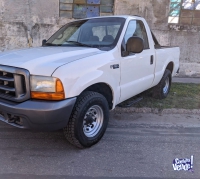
(172, 77, 200, 84)
(113, 107, 200, 115)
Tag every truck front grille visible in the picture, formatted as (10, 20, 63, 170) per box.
(0, 71, 17, 97)
(0, 65, 30, 102)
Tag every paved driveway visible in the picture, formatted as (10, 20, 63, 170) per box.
(0, 112, 200, 179)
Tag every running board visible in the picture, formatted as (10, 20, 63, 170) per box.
(118, 97, 143, 108)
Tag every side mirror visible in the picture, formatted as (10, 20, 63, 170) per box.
(126, 37, 144, 54)
(42, 39, 47, 46)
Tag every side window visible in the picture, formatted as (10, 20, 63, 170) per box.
(124, 21, 137, 44)
(123, 20, 150, 51)
(137, 21, 149, 49)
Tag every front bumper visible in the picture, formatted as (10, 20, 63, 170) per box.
(0, 97, 76, 131)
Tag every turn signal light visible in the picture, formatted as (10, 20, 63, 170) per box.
(31, 92, 65, 100)
(56, 79, 64, 93)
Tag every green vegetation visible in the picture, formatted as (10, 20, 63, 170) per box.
(120, 83, 200, 110)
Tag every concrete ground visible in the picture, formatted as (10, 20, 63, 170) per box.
(1, 112, 200, 179)
(172, 77, 200, 84)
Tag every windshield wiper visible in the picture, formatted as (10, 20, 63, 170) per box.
(44, 41, 97, 48)
(66, 41, 96, 48)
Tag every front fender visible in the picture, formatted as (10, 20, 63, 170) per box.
(70, 70, 119, 106)
(52, 54, 121, 108)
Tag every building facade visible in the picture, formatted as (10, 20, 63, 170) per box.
(0, 0, 200, 77)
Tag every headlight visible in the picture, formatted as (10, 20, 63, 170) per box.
(31, 76, 56, 92)
(30, 76, 65, 100)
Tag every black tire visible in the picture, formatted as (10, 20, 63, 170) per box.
(63, 91, 109, 148)
(152, 69, 172, 99)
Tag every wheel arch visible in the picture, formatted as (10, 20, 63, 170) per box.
(166, 62, 174, 74)
(81, 82, 114, 110)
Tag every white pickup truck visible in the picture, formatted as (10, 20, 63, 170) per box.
(0, 16, 179, 148)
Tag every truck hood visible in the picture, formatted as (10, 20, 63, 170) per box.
(0, 47, 103, 76)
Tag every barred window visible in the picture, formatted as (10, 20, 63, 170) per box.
(168, 0, 200, 25)
(59, 0, 115, 19)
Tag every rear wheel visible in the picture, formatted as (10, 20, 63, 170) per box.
(152, 69, 172, 99)
(63, 91, 109, 148)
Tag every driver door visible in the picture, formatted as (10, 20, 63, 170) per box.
(119, 20, 155, 103)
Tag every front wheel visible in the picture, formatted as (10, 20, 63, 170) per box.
(152, 69, 172, 99)
(63, 91, 109, 148)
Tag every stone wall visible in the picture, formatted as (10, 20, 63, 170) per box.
(115, 0, 200, 77)
(0, 0, 71, 51)
(0, 0, 200, 77)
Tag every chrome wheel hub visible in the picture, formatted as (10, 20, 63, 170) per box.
(83, 105, 104, 138)
(163, 77, 170, 94)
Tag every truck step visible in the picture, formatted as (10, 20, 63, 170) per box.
(117, 97, 143, 108)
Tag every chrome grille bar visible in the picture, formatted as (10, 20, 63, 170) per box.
(0, 76, 14, 82)
(0, 85, 15, 92)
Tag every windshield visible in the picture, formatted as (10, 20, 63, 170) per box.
(45, 17, 126, 51)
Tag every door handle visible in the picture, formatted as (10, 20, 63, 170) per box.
(150, 55, 154, 65)
(110, 64, 119, 69)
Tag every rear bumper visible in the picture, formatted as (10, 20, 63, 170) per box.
(0, 98, 76, 131)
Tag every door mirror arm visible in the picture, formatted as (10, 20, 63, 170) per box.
(121, 51, 129, 57)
